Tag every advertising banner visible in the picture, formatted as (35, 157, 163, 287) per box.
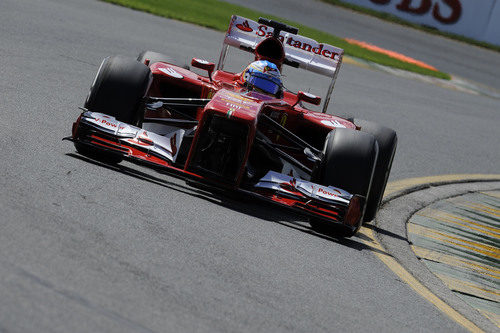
(483, 0, 500, 45)
(339, 0, 499, 45)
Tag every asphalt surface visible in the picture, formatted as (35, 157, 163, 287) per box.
(0, 0, 499, 332)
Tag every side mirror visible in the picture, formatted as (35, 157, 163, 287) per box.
(295, 91, 321, 106)
(191, 58, 215, 81)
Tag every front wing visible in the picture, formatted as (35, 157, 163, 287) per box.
(67, 111, 364, 232)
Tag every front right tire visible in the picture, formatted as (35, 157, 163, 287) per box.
(84, 55, 152, 124)
(76, 55, 152, 162)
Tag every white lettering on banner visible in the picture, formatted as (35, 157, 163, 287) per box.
(340, 0, 499, 46)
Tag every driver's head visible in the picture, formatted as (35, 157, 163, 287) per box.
(242, 60, 282, 97)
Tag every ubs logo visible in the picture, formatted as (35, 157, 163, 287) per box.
(370, 0, 462, 24)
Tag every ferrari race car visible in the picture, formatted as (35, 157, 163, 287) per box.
(66, 16, 397, 237)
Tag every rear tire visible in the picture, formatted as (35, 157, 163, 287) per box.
(353, 119, 397, 222)
(310, 128, 378, 237)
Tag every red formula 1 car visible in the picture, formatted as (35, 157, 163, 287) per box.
(67, 16, 397, 237)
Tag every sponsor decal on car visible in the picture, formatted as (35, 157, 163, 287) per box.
(159, 67, 184, 79)
(236, 20, 253, 32)
(224, 92, 254, 103)
(321, 119, 347, 128)
(220, 92, 255, 110)
(193, 58, 210, 65)
(254, 171, 352, 204)
(232, 17, 341, 61)
(93, 117, 117, 128)
(317, 186, 342, 198)
(225, 102, 241, 110)
(302, 92, 317, 99)
(87, 114, 121, 133)
(266, 33, 341, 61)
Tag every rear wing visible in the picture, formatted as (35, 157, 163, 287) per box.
(217, 16, 344, 112)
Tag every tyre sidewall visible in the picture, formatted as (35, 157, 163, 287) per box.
(311, 128, 378, 236)
(84, 55, 152, 124)
(353, 119, 397, 222)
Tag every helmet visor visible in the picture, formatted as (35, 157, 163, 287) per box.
(247, 74, 280, 95)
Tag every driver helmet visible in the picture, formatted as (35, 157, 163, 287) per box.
(242, 60, 282, 96)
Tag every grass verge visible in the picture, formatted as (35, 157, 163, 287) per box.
(321, 0, 500, 53)
(102, 0, 451, 80)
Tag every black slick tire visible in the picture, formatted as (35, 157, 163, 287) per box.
(77, 55, 152, 163)
(310, 128, 378, 237)
(352, 119, 397, 222)
(84, 55, 152, 124)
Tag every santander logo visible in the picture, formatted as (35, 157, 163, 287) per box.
(236, 20, 253, 32)
(234, 19, 341, 61)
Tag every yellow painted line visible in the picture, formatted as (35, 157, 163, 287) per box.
(412, 245, 500, 279)
(460, 202, 500, 217)
(359, 225, 483, 332)
(424, 205, 500, 233)
(435, 273, 500, 303)
(384, 174, 500, 195)
(408, 223, 500, 259)
(481, 191, 500, 199)
(417, 208, 500, 237)
(359, 174, 500, 333)
(468, 203, 500, 214)
(479, 310, 500, 328)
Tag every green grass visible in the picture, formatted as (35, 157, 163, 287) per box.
(321, 0, 500, 53)
(102, 0, 451, 80)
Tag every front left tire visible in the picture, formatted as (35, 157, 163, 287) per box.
(352, 119, 397, 222)
(310, 128, 378, 237)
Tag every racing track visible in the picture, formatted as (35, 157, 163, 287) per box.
(0, 0, 499, 332)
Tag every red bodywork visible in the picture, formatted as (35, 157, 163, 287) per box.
(146, 60, 355, 186)
(70, 18, 364, 231)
